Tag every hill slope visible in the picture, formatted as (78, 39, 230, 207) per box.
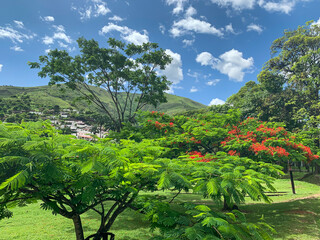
(0, 85, 206, 115)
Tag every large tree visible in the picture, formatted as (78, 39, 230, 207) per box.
(258, 21, 320, 129)
(227, 81, 301, 131)
(228, 21, 320, 133)
(28, 38, 172, 131)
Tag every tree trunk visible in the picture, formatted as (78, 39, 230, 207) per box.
(315, 163, 320, 174)
(222, 197, 238, 211)
(72, 215, 85, 240)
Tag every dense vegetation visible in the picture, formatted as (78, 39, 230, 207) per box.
(1, 22, 320, 240)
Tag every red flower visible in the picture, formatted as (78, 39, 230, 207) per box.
(228, 150, 240, 156)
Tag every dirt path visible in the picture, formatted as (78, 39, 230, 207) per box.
(285, 193, 320, 202)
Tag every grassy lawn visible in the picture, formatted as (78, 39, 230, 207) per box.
(0, 203, 157, 240)
(1, 176, 320, 240)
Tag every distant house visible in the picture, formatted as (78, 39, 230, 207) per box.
(78, 132, 93, 141)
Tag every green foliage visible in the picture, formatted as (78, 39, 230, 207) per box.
(28, 37, 175, 131)
(144, 201, 274, 240)
(228, 21, 320, 134)
(185, 153, 282, 207)
(0, 121, 180, 239)
(0, 94, 39, 123)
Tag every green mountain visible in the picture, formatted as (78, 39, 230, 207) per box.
(0, 85, 206, 115)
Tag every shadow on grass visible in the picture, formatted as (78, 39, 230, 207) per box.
(83, 208, 151, 231)
(241, 198, 320, 240)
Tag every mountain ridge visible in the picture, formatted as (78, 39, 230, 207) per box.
(0, 85, 207, 115)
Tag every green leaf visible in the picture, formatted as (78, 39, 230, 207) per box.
(158, 171, 171, 189)
(0, 170, 29, 190)
(207, 178, 219, 196)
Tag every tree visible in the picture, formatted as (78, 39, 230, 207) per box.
(221, 117, 319, 166)
(0, 121, 177, 240)
(227, 81, 301, 131)
(0, 119, 277, 239)
(28, 38, 172, 132)
(258, 21, 320, 128)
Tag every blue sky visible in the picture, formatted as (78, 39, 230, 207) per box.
(0, 0, 319, 106)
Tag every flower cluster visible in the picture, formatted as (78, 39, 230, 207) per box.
(190, 137, 201, 144)
(146, 120, 174, 130)
(228, 150, 240, 156)
(188, 151, 214, 162)
(256, 125, 287, 136)
(221, 117, 318, 163)
(250, 143, 289, 157)
(150, 111, 165, 117)
(298, 145, 319, 162)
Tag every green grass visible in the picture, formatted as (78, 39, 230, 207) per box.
(1, 177, 320, 240)
(0, 203, 157, 240)
(242, 198, 320, 240)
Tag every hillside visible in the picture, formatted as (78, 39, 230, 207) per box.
(0, 85, 206, 115)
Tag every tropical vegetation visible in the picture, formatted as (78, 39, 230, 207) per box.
(1, 22, 320, 240)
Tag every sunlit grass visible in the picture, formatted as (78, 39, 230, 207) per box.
(1, 176, 320, 240)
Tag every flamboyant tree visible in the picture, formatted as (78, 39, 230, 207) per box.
(221, 117, 319, 168)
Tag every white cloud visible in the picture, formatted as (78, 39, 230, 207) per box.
(109, 15, 124, 21)
(73, 0, 110, 20)
(182, 38, 195, 47)
(162, 49, 183, 85)
(58, 41, 68, 48)
(312, 18, 320, 26)
(211, 0, 255, 10)
(225, 23, 236, 34)
(211, 0, 300, 13)
(170, 16, 223, 37)
(166, 85, 183, 94)
(100, 23, 149, 45)
(123, 30, 149, 45)
(53, 32, 72, 44)
(42, 25, 73, 47)
(10, 45, 23, 51)
(0, 22, 35, 43)
(187, 70, 201, 80)
(187, 70, 213, 83)
(159, 24, 166, 34)
(259, 0, 295, 14)
(14, 20, 24, 29)
(41, 16, 55, 22)
(53, 25, 65, 32)
(196, 49, 254, 82)
(43, 36, 54, 45)
(209, 98, 225, 106)
(206, 79, 220, 86)
(0, 64, 2, 72)
(196, 52, 214, 66)
(185, 6, 197, 17)
(166, 87, 175, 94)
(172, 17, 223, 37)
(95, 2, 110, 16)
(166, 0, 188, 14)
(247, 23, 263, 33)
(190, 86, 198, 93)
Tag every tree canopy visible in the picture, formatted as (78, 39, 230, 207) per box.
(28, 38, 172, 131)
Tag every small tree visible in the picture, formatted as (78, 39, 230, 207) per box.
(28, 38, 172, 132)
(0, 121, 179, 240)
